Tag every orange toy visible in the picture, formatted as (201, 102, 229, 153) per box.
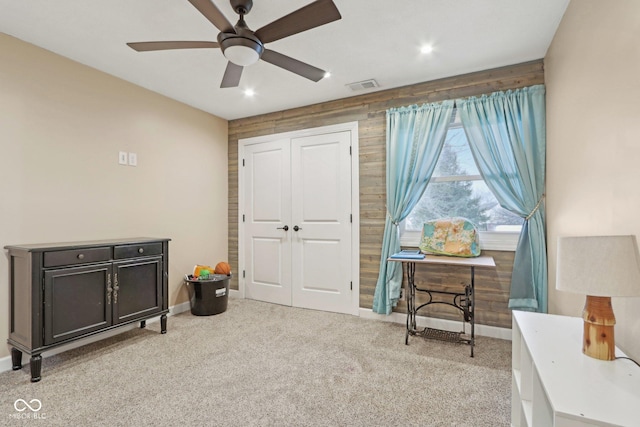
(214, 262, 231, 275)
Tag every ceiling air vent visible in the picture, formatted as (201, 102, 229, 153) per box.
(347, 79, 379, 92)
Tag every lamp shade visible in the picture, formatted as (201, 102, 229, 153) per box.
(556, 235, 640, 296)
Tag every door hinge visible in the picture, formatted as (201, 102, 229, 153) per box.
(242, 214, 245, 222)
(349, 146, 352, 155)
(350, 214, 352, 223)
(243, 270, 246, 278)
(242, 158, 245, 167)
(350, 281, 353, 291)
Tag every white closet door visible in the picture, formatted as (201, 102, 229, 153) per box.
(290, 131, 353, 314)
(243, 139, 292, 306)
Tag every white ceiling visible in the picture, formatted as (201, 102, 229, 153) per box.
(0, 0, 569, 120)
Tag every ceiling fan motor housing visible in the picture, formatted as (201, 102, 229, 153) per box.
(218, 0, 263, 68)
(217, 29, 264, 66)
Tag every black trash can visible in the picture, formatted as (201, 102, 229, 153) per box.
(185, 274, 231, 316)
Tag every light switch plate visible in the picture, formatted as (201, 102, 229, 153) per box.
(118, 151, 128, 165)
(128, 152, 137, 167)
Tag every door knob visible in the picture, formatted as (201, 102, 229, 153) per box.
(277, 225, 289, 231)
(293, 225, 302, 231)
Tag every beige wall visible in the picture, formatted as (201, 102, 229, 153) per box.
(0, 34, 228, 359)
(545, 0, 640, 359)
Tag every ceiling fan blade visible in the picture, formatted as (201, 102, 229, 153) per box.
(261, 49, 325, 82)
(188, 0, 235, 33)
(220, 62, 243, 88)
(254, 0, 341, 44)
(127, 41, 220, 52)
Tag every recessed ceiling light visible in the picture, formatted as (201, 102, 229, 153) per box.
(324, 71, 332, 79)
(420, 44, 434, 54)
(244, 88, 255, 97)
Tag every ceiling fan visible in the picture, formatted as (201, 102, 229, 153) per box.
(127, 0, 342, 88)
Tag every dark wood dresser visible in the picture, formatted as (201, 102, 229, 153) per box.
(5, 237, 170, 382)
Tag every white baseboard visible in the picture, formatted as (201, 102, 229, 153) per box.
(358, 308, 512, 341)
(171, 300, 191, 315)
(0, 300, 193, 374)
(0, 353, 13, 373)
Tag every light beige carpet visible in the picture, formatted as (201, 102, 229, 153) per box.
(1, 299, 511, 426)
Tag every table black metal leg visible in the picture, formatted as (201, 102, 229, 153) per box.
(470, 266, 475, 357)
(405, 262, 416, 345)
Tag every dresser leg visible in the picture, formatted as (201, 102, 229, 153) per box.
(30, 355, 42, 382)
(11, 348, 23, 370)
(160, 314, 167, 334)
(140, 320, 146, 329)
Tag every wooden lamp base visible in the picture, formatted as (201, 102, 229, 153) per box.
(582, 295, 616, 361)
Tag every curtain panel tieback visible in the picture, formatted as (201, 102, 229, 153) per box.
(385, 207, 399, 226)
(525, 194, 545, 221)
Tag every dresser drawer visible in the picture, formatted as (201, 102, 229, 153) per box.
(44, 247, 112, 268)
(114, 242, 163, 259)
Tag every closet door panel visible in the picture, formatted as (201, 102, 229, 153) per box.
(291, 131, 353, 314)
(243, 139, 292, 306)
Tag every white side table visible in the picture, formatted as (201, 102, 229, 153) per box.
(512, 311, 640, 426)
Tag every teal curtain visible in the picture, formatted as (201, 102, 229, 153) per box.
(372, 101, 454, 314)
(456, 85, 547, 312)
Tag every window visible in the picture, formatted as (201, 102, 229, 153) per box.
(400, 112, 523, 250)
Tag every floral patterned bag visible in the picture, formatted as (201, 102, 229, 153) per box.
(418, 217, 481, 257)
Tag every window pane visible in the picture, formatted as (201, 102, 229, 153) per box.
(404, 124, 523, 233)
(432, 127, 480, 177)
(405, 180, 523, 231)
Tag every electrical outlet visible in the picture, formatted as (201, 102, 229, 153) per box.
(128, 152, 137, 167)
(118, 151, 128, 165)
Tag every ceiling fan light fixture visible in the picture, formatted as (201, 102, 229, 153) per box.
(225, 45, 260, 66)
(219, 34, 264, 66)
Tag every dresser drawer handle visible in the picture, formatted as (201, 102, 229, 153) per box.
(77, 254, 85, 260)
(138, 248, 144, 254)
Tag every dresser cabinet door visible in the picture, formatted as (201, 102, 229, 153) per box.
(113, 257, 162, 324)
(43, 263, 113, 345)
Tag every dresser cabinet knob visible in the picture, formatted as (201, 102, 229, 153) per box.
(77, 254, 85, 260)
(138, 248, 144, 254)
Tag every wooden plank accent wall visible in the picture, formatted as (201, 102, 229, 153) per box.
(228, 60, 544, 329)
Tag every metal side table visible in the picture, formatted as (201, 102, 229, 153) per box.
(388, 254, 495, 357)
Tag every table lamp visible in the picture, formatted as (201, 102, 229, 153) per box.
(556, 235, 640, 361)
